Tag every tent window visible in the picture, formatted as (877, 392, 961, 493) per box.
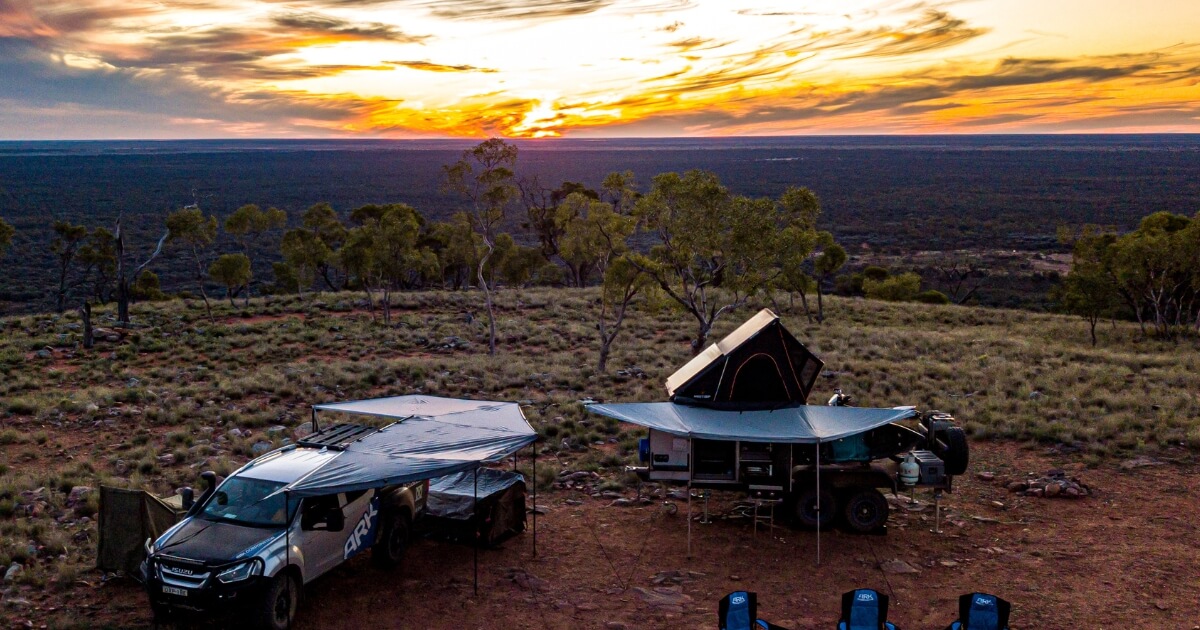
(728, 353, 789, 402)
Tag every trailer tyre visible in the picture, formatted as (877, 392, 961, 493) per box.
(933, 426, 969, 476)
(792, 486, 837, 530)
(256, 572, 298, 630)
(371, 509, 412, 569)
(842, 488, 889, 533)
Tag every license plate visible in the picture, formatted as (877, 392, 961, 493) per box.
(163, 586, 188, 597)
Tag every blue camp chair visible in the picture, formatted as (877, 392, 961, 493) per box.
(719, 591, 787, 630)
(943, 592, 1011, 630)
(838, 589, 898, 630)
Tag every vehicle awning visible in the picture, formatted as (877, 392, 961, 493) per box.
(586, 401, 917, 443)
(279, 396, 537, 497)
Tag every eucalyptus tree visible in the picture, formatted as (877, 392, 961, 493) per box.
(166, 206, 219, 320)
(442, 138, 519, 355)
(633, 170, 818, 353)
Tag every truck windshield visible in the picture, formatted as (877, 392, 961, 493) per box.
(201, 477, 298, 527)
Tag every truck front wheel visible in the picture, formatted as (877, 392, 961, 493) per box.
(256, 572, 298, 630)
(371, 510, 412, 569)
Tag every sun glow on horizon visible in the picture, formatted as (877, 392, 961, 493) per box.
(0, 0, 1198, 138)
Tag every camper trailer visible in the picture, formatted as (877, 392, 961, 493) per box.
(591, 309, 969, 533)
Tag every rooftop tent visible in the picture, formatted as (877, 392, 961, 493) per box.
(587, 401, 917, 443)
(667, 309, 824, 407)
(279, 395, 538, 498)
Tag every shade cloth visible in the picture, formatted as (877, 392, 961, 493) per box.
(277, 395, 537, 497)
(586, 402, 917, 443)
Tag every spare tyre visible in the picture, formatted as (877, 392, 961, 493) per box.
(842, 488, 889, 533)
(791, 485, 837, 530)
(933, 426, 969, 475)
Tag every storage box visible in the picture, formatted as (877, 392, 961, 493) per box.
(910, 450, 945, 485)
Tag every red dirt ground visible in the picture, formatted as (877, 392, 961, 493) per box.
(34, 442, 1200, 629)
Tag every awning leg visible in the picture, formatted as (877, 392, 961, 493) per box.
(473, 466, 479, 597)
(686, 483, 692, 560)
(531, 442, 537, 558)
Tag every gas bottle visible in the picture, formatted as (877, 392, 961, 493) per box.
(899, 452, 920, 486)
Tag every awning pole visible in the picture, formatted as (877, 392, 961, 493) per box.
(285, 490, 292, 630)
(686, 441, 693, 560)
(310, 407, 318, 433)
(816, 441, 821, 567)
(473, 465, 479, 597)
(532, 442, 538, 558)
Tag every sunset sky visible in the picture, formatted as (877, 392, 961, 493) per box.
(2, 0, 1199, 138)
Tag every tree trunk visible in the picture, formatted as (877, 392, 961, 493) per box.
(79, 301, 94, 349)
(57, 264, 69, 313)
(816, 281, 826, 324)
(1089, 317, 1098, 347)
(691, 318, 710, 355)
(799, 291, 813, 323)
(478, 244, 497, 356)
(117, 277, 130, 325)
(193, 248, 213, 322)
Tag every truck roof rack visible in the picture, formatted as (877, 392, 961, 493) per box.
(297, 423, 379, 451)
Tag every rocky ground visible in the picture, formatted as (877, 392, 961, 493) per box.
(8, 442, 1198, 630)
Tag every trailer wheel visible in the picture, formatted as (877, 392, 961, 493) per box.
(933, 426, 969, 476)
(842, 488, 889, 533)
(255, 572, 298, 630)
(792, 486, 837, 530)
(371, 509, 412, 569)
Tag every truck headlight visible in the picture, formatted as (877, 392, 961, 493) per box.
(216, 560, 262, 584)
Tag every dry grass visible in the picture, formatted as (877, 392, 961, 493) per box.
(0, 287, 1197, 594)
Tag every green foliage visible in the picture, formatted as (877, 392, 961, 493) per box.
(208, 253, 252, 305)
(165, 208, 218, 249)
(864, 272, 922, 301)
(634, 172, 832, 350)
(225, 204, 287, 239)
(915, 289, 951, 305)
(50, 220, 89, 313)
(280, 228, 332, 296)
(131, 270, 166, 301)
(1058, 212, 1200, 341)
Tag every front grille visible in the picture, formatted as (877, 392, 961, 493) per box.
(158, 560, 211, 588)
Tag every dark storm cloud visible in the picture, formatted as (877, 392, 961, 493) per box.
(0, 39, 373, 123)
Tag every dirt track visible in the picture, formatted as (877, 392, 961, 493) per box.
(61, 442, 1200, 629)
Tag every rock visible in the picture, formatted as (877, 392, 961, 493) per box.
(228, 428, 244, 439)
(564, 499, 584, 506)
(976, 472, 996, 482)
(17, 488, 46, 504)
(1006, 481, 1029, 492)
(3, 597, 32, 608)
(879, 560, 921, 574)
(66, 486, 93, 507)
(1121, 456, 1165, 470)
(1044, 482, 1062, 497)
(85, 403, 100, 414)
(251, 441, 272, 454)
(35, 349, 52, 359)
(939, 560, 960, 567)
(575, 603, 599, 611)
(609, 498, 634, 507)
(4, 563, 21, 582)
(605, 623, 628, 630)
(266, 425, 288, 437)
(1029, 391, 1044, 400)
(157, 454, 176, 466)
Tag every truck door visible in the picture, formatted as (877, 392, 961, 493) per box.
(298, 494, 348, 579)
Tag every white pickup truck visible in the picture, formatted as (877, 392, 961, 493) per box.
(140, 424, 427, 629)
